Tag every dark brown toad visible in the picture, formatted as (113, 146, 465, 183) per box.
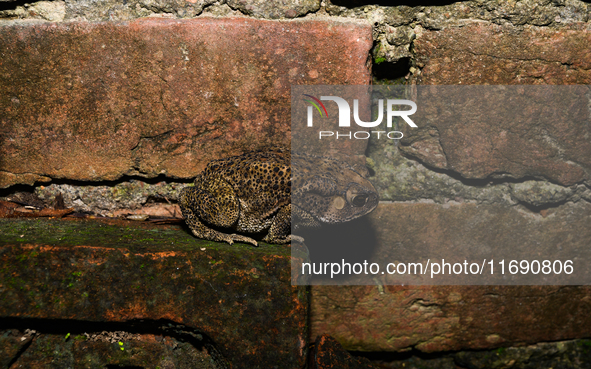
(179, 148, 378, 246)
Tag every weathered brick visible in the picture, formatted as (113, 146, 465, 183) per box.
(397, 87, 591, 186)
(0, 18, 372, 188)
(414, 23, 591, 85)
(0, 218, 308, 368)
(408, 24, 591, 185)
(310, 202, 591, 351)
(312, 284, 591, 352)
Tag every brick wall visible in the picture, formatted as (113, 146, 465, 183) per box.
(1, 0, 591, 367)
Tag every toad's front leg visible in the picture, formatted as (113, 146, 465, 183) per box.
(262, 204, 304, 245)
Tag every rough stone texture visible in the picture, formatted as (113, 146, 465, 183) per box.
(309, 202, 591, 351)
(0, 218, 308, 368)
(311, 285, 591, 353)
(327, 1, 590, 29)
(0, 329, 35, 368)
(0, 0, 218, 21)
(325, 0, 591, 67)
(454, 339, 591, 369)
(510, 180, 576, 207)
(405, 23, 591, 186)
(365, 339, 591, 369)
(33, 180, 186, 217)
(0, 17, 372, 188)
(226, 0, 320, 19)
(58, 0, 319, 22)
(3, 329, 219, 368)
(73, 0, 217, 21)
(0, 1, 67, 22)
(372, 26, 413, 64)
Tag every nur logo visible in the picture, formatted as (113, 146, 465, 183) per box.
(303, 94, 418, 140)
(303, 94, 329, 119)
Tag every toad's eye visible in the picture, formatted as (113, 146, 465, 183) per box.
(351, 194, 368, 207)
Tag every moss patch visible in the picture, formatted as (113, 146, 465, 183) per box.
(0, 218, 286, 256)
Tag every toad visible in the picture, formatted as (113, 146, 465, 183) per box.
(179, 148, 378, 246)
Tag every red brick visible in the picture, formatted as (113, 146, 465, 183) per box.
(0, 18, 372, 188)
(310, 202, 591, 352)
(414, 23, 591, 85)
(403, 70, 591, 185)
(409, 24, 591, 185)
(312, 284, 591, 352)
(0, 218, 308, 368)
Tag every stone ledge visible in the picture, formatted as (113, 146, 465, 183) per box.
(0, 218, 308, 368)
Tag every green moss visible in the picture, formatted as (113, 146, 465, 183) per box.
(577, 339, 591, 351)
(374, 56, 387, 64)
(0, 218, 287, 257)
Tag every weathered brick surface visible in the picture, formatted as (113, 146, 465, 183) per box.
(414, 23, 591, 85)
(310, 202, 591, 351)
(374, 202, 590, 285)
(406, 24, 591, 185)
(0, 218, 308, 368)
(0, 18, 372, 188)
(312, 284, 591, 353)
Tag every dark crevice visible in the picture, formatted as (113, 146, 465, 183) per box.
(199, 1, 222, 15)
(145, 194, 176, 204)
(0, 317, 230, 369)
(0, 184, 40, 199)
(0, 0, 28, 12)
(373, 57, 411, 84)
(408, 298, 440, 308)
(351, 348, 455, 362)
(399, 154, 516, 187)
(517, 199, 573, 213)
(397, 150, 579, 188)
(0, 174, 193, 197)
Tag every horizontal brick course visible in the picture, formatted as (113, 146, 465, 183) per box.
(407, 25, 591, 185)
(310, 201, 591, 351)
(414, 23, 591, 85)
(0, 17, 372, 188)
(0, 218, 308, 368)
